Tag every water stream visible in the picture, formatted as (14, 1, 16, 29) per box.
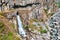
(16, 12, 26, 37)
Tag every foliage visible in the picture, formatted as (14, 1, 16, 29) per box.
(0, 32, 20, 40)
(10, 23, 15, 28)
(0, 22, 4, 33)
(32, 19, 39, 22)
(0, 32, 13, 40)
(28, 24, 35, 31)
(39, 26, 47, 34)
(0, 12, 4, 16)
(0, 22, 4, 28)
(42, 30, 47, 33)
(0, 22, 21, 40)
(39, 26, 43, 30)
(57, 2, 60, 8)
(40, 30, 47, 34)
(46, 25, 48, 30)
(37, 23, 41, 26)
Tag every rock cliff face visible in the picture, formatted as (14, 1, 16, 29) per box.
(0, 0, 59, 40)
(3, 0, 37, 5)
(0, 0, 57, 24)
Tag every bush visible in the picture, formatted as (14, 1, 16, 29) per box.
(39, 26, 47, 33)
(0, 22, 4, 32)
(42, 30, 47, 33)
(0, 12, 4, 16)
(32, 19, 39, 22)
(0, 32, 13, 40)
(46, 25, 48, 29)
(8, 32, 13, 36)
(57, 2, 60, 8)
(0, 22, 4, 28)
(40, 30, 47, 33)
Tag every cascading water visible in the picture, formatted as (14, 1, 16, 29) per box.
(16, 12, 26, 37)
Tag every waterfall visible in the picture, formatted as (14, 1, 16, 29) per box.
(16, 13, 26, 37)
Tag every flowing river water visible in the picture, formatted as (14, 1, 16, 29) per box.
(16, 12, 26, 38)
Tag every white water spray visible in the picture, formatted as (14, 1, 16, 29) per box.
(16, 13, 26, 37)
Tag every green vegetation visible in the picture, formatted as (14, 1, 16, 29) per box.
(28, 24, 36, 31)
(32, 19, 39, 22)
(39, 26, 43, 30)
(39, 29, 47, 34)
(0, 21, 21, 40)
(0, 22, 4, 33)
(10, 23, 15, 28)
(46, 25, 49, 30)
(40, 30, 47, 33)
(0, 32, 13, 40)
(0, 12, 4, 16)
(37, 23, 41, 26)
(57, 2, 60, 8)
(39, 26, 47, 34)
(0, 22, 4, 28)
(8, 32, 13, 36)
(2, 32, 13, 40)
(0, 32, 20, 40)
(0, 22, 14, 40)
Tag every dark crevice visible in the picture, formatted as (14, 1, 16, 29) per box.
(13, 3, 40, 9)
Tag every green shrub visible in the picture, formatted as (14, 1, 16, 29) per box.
(8, 32, 13, 36)
(0, 32, 13, 40)
(0, 12, 4, 16)
(0, 22, 4, 28)
(0, 22, 4, 33)
(40, 30, 47, 34)
(46, 25, 48, 29)
(42, 30, 47, 33)
(39, 26, 47, 33)
(57, 2, 60, 8)
(10, 23, 15, 28)
(32, 19, 39, 22)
